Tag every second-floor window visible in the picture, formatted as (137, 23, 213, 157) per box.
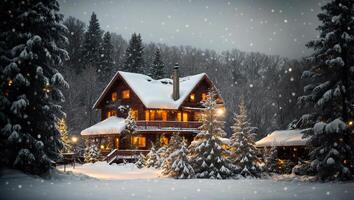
(122, 89, 130, 99)
(189, 93, 195, 102)
(111, 92, 118, 102)
(131, 109, 138, 120)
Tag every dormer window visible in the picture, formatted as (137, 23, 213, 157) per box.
(111, 92, 118, 102)
(189, 93, 195, 102)
(122, 90, 130, 99)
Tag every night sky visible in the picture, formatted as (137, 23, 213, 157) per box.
(59, 0, 326, 59)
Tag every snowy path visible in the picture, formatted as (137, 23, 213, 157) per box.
(1, 163, 353, 200)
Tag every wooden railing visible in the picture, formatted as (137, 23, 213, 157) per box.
(135, 120, 202, 130)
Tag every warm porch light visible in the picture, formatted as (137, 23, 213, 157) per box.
(8, 80, 13, 86)
(348, 121, 353, 126)
(100, 144, 105, 149)
(216, 107, 225, 116)
(71, 136, 78, 143)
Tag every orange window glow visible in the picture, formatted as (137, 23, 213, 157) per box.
(162, 111, 167, 121)
(183, 113, 188, 122)
(111, 92, 118, 102)
(122, 90, 130, 99)
(177, 112, 182, 121)
(190, 93, 195, 102)
(145, 110, 150, 121)
(201, 93, 207, 101)
(131, 136, 146, 147)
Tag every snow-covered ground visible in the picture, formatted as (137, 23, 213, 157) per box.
(1, 162, 353, 200)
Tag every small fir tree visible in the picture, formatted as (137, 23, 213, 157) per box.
(135, 153, 146, 169)
(161, 133, 183, 175)
(123, 33, 144, 73)
(166, 139, 195, 179)
(189, 90, 233, 179)
(230, 98, 261, 178)
(58, 118, 72, 153)
(151, 49, 165, 79)
(263, 146, 279, 173)
(84, 140, 100, 163)
(145, 144, 161, 168)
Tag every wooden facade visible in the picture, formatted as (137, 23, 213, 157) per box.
(84, 71, 224, 160)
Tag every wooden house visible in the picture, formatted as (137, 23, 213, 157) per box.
(80, 64, 225, 161)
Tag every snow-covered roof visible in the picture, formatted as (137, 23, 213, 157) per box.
(255, 129, 310, 147)
(93, 71, 207, 110)
(81, 116, 127, 136)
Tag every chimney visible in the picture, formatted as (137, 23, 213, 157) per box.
(172, 63, 180, 100)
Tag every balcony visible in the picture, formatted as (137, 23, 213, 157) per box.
(135, 120, 202, 132)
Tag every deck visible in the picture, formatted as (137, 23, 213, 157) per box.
(135, 120, 202, 132)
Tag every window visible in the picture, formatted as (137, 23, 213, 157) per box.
(150, 110, 155, 120)
(177, 112, 182, 121)
(155, 110, 167, 121)
(145, 110, 150, 121)
(111, 92, 118, 102)
(131, 109, 138, 120)
(122, 90, 130, 99)
(183, 112, 188, 122)
(131, 136, 146, 147)
(189, 93, 195, 102)
(107, 110, 117, 118)
(161, 111, 167, 121)
(160, 135, 169, 146)
(201, 93, 207, 101)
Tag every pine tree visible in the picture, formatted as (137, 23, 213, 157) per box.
(310, 119, 352, 180)
(58, 118, 72, 153)
(189, 90, 233, 179)
(98, 32, 114, 79)
(230, 98, 261, 178)
(161, 133, 183, 174)
(135, 153, 146, 169)
(298, 0, 353, 180)
(0, 0, 69, 174)
(84, 140, 100, 163)
(145, 144, 161, 168)
(151, 49, 165, 79)
(82, 12, 103, 73)
(165, 139, 195, 179)
(123, 33, 144, 73)
(263, 146, 278, 173)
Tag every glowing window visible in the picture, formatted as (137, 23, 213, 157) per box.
(122, 90, 130, 99)
(177, 112, 182, 121)
(183, 113, 188, 122)
(189, 93, 195, 102)
(131, 136, 146, 147)
(111, 92, 118, 102)
(145, 110, 150, 121)
(161, 111, 167, 121)
(201, 93, 207, 101)
(131, 109, 138, 120)
(150, 110, 155, 120)
(160, 135, 169, 146)
(107, 110, 117, 118)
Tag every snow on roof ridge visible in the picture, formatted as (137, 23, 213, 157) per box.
(93, 70, 207, 110)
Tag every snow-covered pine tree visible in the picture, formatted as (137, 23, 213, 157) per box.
(189, 90, 233, 179)
(135, 153, 146, 169)
(161, 133, 183, 175)
(98, 31, 114, 80)
(230, 98, 261, 178)
(58, 118, 72, 153)
(298, 0, 353, 180)
(0, 0, 69, 174)
(166, 139, 195, 179)
(145, 144, 161, 168)
(84, 140, 101, 163)
(123, 33, 145, 73)
(151, 49, 165, 79)
(310, 119, 352, 180)
(263, 146, 279, 173)
(82, 12, 103, 73)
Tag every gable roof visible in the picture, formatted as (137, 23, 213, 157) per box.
(93, 71, 210, 110)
